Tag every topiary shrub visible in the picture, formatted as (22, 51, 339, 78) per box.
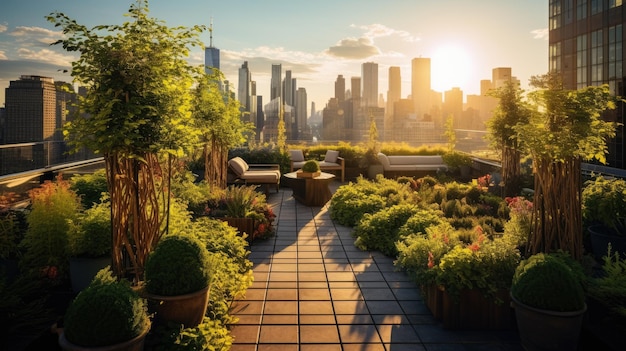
(511, 253, 586, 312)
(301, 159, 320, 172)
(62, 267, 149, 347)
(145, 234, 212, 296)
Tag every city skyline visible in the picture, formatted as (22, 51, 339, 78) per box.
(0, 0, 548, 108)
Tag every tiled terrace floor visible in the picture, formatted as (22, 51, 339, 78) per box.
(230, 182, 523, 351)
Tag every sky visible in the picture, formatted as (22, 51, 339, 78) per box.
(0, 0, 548, 109)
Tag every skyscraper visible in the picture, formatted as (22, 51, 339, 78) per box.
(271, 64, 282, 101)
(387, 66, 401, 118)
(204, 20, 220, 74)
(361, 62, 379, 107)
(238, 61, 251, 112)
(351, 77, 361, 100)
(411, 57, 431, 120)
(549, 0, 625, 169)
(4, 75, 57, 143)
(283, 70, 293, 106)
(295, 87, 307, 137)
(335, 75, 346, 103)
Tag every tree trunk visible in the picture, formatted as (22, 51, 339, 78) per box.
(528, 157, 582, 259)
(502, 146, 521, 197)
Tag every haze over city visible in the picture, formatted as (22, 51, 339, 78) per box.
(0, 0, 548, 108)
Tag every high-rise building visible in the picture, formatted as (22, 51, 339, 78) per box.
(295, 87, 308, 137)
(4, 75, 57, 144)
(271, 64, 282, 101)
(283, 70, 293, 106)
(351, 77, 361, 100)
(549, 0, 625, 169)
(335, 75, 346, 103)
(238, 61, 251, 112)
(361, 62, 379, 107)
(204, 20, 220, 74)
(443, 87, 464, 128)
(411, 57, 431, 120)
(387, 66, 401, 118)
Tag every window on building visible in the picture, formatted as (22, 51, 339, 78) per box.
(564, 0, 574, 24)
(550, 42, 562, 72)
(591, 0, 604, 15)
(609, 0, 623, 8)
(577, 34, 588, 89)
(577, 0, 588, 20)
(591, 29, 604, 85)
(550, 0, 562, 30)
(609, 25, 623, 93)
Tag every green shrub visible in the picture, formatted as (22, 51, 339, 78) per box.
(69, 169, 108, 209)
(63, 267, 149, 347)
(329, 183, 387, 227)
(66, 201, 111, 257)
(582, 176, 626, 233)
(397, 209, 446, 237)
(588, 247, 626, 318)
(145, 235, 212, 296)
(152, 317, 233, 351)
(511, 253, 586, 311)
(301, 159, 320, 172)
(353, 204, 422, 256)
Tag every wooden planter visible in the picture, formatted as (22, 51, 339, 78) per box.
(224, 217, 255, 237)
(296, 170, 320, 178)
(423, 285, 512, 330)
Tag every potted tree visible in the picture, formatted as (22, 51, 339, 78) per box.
(510, 253, 587, 351)
(143, 234, 213, 327)
(297, 159, 321, 178)
(442, 150, 473, 179)
(582, 176, 626, 258)
(58, 267, 150, 351)
(66, 201, 112, 292)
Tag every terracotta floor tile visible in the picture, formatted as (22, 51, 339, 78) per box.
(299, 300, 334, 314)
(299, 288, 331, 300)
(265, 288, 298, 300)
(375, 324, 421, 343)
(333, 300, 369, 314)
(261, 314, 298, 324)
(300, 325, 340, 343)
(330, 288, 364, 301)
(230, 324, 259, 343)
(337, 324, 382, 343)
(264, 301, 298, 314)
(299, 314, 337, 324)
(258, 325, 298, 343)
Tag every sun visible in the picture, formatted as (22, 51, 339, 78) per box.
(430, 44, 472, 93)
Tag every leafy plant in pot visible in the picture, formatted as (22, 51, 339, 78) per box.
(66, 201, 112, 292)
(297, 159, 321, 178)
(143, 234, 213, 328)
(59, 266, 150, 351)
(510, 252, 587, 351)
(582, 176, 626, 258)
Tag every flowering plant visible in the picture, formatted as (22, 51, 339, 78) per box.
(397, 223, 521, 302)
(503, 196, 533, 248)
(205, 185, 275, 240)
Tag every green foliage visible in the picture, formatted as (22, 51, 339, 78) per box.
(20, 178, 82, 279)
(398, 209, 446, 238)
(229, 146, 290, 174)
(511, 253, 586, 312)
(353, 204, 423, 256)
(0, 208, 26, 260)
(69, 169, 108, 209)
(48, 0, 204, 157)
(588, 246, 626, 317)
(66, 201, 111, 257)
(145, 235, 213, 296)
(191, 218, 253, 324)
(487, 81, 530, 151)
(582, 176, 626, 234)
(301, 159, 320, 172)
(63, 267, 149, 347)
(442, 150, 472, 170)
(0, 274, 53, 342)
(152, 317, 232, 351)
(503, 196, 533, 248)
(444, 115, 457, 150)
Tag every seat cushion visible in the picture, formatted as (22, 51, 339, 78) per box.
(241, 170, 281, 183)
(324, 150, 339, 163)
(289, 150, 305, 162)
(228, 157, 249, 177)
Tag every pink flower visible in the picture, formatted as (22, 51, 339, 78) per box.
(427, 252, 435, 269)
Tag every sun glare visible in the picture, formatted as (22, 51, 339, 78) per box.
(431, 45, 472, 93)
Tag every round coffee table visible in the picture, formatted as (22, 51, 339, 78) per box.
(283, 171, 335, 206)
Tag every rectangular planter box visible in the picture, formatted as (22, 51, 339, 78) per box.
(223, 217, 255, 238)
(296, 170, 320, 178)
(441, 288, 513, 330)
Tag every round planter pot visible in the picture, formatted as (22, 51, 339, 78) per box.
(144, 286, 210, 328)
(58, 321, 150, 351)
(511, 294, 586, 351)
(69, 256, 111, 293)
(588, 224, 626, 258)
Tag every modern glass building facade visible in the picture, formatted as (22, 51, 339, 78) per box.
(549, 0, 625, 169)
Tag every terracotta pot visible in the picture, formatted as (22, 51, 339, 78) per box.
(511, 294, 586, 351)
(144, 286, 210, 328)
(58, 321, 149, 351)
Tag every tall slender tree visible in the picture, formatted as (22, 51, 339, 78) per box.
(487, 81, 530, 197)
(518, 73, 617, 259)
(48, 0, 203, 280)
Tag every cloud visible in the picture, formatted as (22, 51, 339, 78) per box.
(531, 28, 548, 40)
(353, 23, 420, 42)
(0, 51, 7, 60)
(16, 48, 74, 67)
(0, 23, 7, 33)
(9, 26, 64, 46)
(325, 37, 380, 59)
